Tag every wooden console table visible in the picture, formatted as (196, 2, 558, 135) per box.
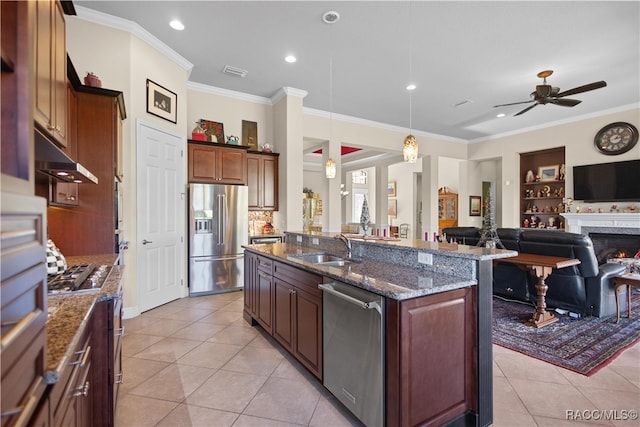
(498, 253, 581, 328)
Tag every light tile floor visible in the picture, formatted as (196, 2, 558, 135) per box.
(116, 291, 640, 427)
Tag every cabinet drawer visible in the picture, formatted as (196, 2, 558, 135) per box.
(256, 256, 273, 275)
(0, 327, 46, 427)
(273, 261, 322, 297)
(51, 322, 92, 425)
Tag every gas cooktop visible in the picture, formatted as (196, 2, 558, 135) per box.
(47, 263, 112, 295)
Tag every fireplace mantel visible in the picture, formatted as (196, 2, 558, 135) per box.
(561, 213, 640, 235)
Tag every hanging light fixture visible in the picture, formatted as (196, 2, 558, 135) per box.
(325, 158, 336, 178)
(403, 3, 418, 163)
(324, 11, 339, 178)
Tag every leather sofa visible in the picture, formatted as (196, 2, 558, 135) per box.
(442, 227, 627, 317)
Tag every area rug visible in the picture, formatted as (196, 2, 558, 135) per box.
(492, 290, 640, 376)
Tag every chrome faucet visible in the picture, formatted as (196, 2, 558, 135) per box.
(337, 234, 352, 259)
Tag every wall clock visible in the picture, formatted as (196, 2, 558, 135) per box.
(594, 122, 638, 155)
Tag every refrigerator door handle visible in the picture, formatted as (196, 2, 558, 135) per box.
(193, 255, 244, 262)
(217, 194, 223, 246)
(222, 193, 228, 245)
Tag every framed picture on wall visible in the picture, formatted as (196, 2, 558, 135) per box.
(388, 199, 397, 217)
(388, 181, 397, 197)
(538, 165, 559, 182)
(469, 196, 482, 216)
(146, 79, 177, 123)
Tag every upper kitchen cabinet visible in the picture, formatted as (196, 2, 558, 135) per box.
(34, 0, 68, 148)
(1, 0, 33, 183)
(247, 152, 279, 211)
(188, 141, 248, 185)
(46, 86, 126, 256)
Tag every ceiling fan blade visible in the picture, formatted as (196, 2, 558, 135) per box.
(514, 103, 538, 116)
(493, 100, 534, 108)
(556, 81, 607, 97)
(550, 98, 582, 107)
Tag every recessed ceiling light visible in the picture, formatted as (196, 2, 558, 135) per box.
(406, 84, 416, 91)
(285, 55, 297, 63)
(496, 113, 506, 118)
(322, 11, 340, 24)
(169, 20, 184, 31)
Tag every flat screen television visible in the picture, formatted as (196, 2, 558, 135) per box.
(573, 159, 640, 202)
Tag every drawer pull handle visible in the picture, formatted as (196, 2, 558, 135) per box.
(72, 381, 91, 398)
(1, 311, 41, 350)
(115, 371, 124, 385)
(70, 345, 91, 367)
(1, 394, 38, 426)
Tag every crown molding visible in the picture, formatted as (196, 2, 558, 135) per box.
(271, 87, 309, 104)
(303, 108, 467, 144)
(74, 6, 193, 75)
(187, 81, 272, 105)
(469, 103, 640, 144)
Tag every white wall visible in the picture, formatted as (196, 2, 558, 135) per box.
(468, 107, 640, 227)
(67, 15, 190, 314)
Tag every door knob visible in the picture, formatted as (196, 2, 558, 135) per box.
(142, 239, 153, 245)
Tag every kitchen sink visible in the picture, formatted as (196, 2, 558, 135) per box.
(290, 253, 352, 266)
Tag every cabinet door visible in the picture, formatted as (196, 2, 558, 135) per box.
(262, 156, 278, 210)
(217, 148, 247, 184)
(243, 253, 257, 317)
(34, 0, 53, 132)
(34, 0, 66, 147)
(247, 155, 261, 209)
(188, 144, 217, 183)
(272, 279, 294, 352)
(293, 288, 322, 379)
(256, 270, 273, 334)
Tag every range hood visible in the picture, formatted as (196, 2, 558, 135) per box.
(34, 130, 98, 184)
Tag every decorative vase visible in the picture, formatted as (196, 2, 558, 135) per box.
(192, 121, 207, 141)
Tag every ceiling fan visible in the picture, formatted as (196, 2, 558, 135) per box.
(494, 70, 607, 116)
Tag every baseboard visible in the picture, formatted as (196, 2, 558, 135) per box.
(123, 305, 140, 319)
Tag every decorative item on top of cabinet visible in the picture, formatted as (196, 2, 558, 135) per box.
(242, 120, 258, 150)
(188, 141, 248, 184)
(247, 152, 279, 210)
(200, 119, 225, 144)
(438, 187, 458, 233)
(520, 147, 565, 229)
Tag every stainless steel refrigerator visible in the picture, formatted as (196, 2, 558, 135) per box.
(188, 183, 248, 295)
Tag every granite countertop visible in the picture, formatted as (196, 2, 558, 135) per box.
(45, 254, 123, 384)
(244, 243, 478, 300)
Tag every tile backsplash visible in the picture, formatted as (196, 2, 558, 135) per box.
(249, 211, 277, 235)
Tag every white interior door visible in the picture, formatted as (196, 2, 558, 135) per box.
(137, 121, 185, 312)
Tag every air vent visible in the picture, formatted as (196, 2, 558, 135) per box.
(222, 65, 248, 78)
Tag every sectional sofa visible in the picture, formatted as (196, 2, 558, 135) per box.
(442, 227, 626, 317)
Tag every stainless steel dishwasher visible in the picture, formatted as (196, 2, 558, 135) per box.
(319, 280, 384, 427)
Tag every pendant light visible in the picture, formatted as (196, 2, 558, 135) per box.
(403, 3, 418, 163)
(325, 158, 336, 178)
(324, 11, 339, 178)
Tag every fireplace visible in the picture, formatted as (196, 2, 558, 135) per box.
(589, 233, 640, 264)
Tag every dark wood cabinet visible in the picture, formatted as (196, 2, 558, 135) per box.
(244, 253, 323, 380)
(50, 314, 93, 427)
(520, 147, 566, 230)
(92, 288, 123, 427)
(34, 0, 67, 148)
(247, 152, 279, 210)
(1, 0, 33, 182)
(45, 89, 125, 256)
(386, 287, 477, 427)
(188, 142, 248, 185)
(1, 193, 47, 427)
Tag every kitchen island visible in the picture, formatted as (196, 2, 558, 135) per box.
(244, 232, 516, 427)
